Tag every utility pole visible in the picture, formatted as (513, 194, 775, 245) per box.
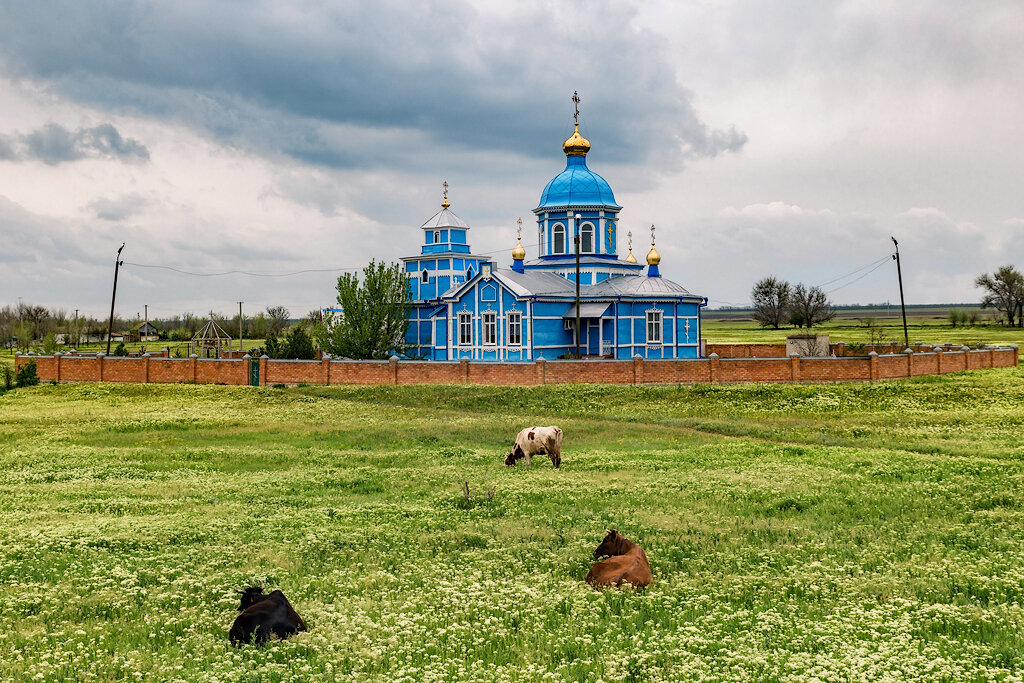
(574, 213, 581, 358)
(74, 308, 79, 349)
(238, 301, 244, 352)
(891, 236, 909, 348)
(106, 243, 125, 355)
(143, 304, 148, 352)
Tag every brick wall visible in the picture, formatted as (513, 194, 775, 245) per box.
(16, 346, 1017, 387)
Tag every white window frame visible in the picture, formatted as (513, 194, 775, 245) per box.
(553, 223, 566, 255)
(459, 312, 473, 346)
(421, 269, 429, 283)
(482, 311, 497, 346)
(507, 311, 522, 347)
(646, 309, 663, 345)
(581, 222, 594, 253)
(434, 230, 441, 244)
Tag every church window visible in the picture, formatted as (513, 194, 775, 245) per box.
(459, 312, 472, 346)
(646, 310, 663, 344)
(507, 311, 522, 346)
(553, 224, 565, 254)
(466, 267, 474, 280)
(482, 312, 497, 345)
(421, 269, 429, 283)
(434, 231, 441, 244)
(581, 223, 594, 253)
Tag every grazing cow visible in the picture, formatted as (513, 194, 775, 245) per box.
(505, 426, 562, 468)
(585, 529, 652, 589)
(229, 587, 307, 645)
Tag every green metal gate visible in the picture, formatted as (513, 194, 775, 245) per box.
(249, 357, 260, 386)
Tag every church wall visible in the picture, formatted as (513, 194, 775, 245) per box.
(19, 347, 1017, 386)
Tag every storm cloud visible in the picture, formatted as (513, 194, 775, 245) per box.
(0, 1, 744, 171)
(0, 123, 149, 165)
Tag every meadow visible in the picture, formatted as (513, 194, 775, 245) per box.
(701, 310, 1024, 347)
(3, 369, 1024, 681)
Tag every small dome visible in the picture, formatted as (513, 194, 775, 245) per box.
(562, 123, 591, 156)
(512, 238, 526, 261)
(624, 249, 637, 264)
(646, 246, 661, 266)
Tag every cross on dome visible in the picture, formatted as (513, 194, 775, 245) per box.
(441, 180, 450, 209)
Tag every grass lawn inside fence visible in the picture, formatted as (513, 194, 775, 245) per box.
(2, 369, 1024, 680)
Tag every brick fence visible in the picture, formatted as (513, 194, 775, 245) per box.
(14, 346, 1018, 387)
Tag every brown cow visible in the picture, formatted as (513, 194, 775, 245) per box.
(585, 529, 652, 589)
(505, 426, 562, 468)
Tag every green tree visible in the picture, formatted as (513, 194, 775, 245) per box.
(318, 260, 412, 359)
(265, 332, 282, 358)
(112, 341, 129, 357)
(750, 276, 792, 329)
(278, 325, 316, 359)
(976, 265, 1024, 327)
(15, 359, 39, 387)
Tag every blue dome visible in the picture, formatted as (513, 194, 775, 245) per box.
(537, 155, 619, 209)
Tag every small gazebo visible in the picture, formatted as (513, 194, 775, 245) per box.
(191, 317, 232, 358)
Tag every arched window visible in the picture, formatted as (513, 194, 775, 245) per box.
(421, 269, 429, 283)
(466, 267, 474, 280)
(434, 231, 441, 244)
(553, 224, 566, 255)
(581, 223, 594, 253)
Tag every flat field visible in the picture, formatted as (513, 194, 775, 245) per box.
(702, 310, 1024, 346)
(3, 370, 1024, 681)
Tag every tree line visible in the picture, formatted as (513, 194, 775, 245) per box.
(750, 265, 1024, 329)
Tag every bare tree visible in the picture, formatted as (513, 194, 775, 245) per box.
(750, 276, 792, 328)
(789, 284, 835, 328)
(976, 265, 1024, 327)
(266, 306, 290, 336)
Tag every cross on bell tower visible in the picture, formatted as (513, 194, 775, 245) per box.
(441, 180, 450, 209)
(571, 91, 580, 123)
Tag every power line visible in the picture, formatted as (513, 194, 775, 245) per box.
(823, 259, 888, 294)
(123, 262, 363, 278)
(814, 255, 892, 289)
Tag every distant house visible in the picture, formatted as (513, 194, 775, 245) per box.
(138, 321, 160, 342)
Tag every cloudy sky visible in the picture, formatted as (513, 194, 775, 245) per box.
(1, 0, 1021, 320)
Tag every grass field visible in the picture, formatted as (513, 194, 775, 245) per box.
(701, 313, 1024, 347)
(3, 369, 1024, 681)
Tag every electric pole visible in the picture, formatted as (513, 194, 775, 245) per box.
(143, 304, 148, 352)
(74, 308, 79, 349)
(238, 301, 244, 352)
(106, 243, 125, 355)
(891, 236, 909, 348)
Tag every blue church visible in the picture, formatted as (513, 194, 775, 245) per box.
(402, 109, 707, 361)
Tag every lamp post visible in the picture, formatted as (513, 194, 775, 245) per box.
(105, 243, 125, 355)
(891, 236, 909, 348)
(574, 213, 581, 358)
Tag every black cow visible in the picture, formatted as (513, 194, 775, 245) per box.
(229, 586, 307, 645)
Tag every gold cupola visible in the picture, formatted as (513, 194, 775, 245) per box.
(512, 218, 526, 260)
(624, 230, 637, 263)
(646, 224, 661, 266)
(562, 122, 591, 157)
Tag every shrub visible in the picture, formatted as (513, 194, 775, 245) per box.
(1, 365, 13, 391)
(113, 342, 129, 357)
(15, 359, 40, 387)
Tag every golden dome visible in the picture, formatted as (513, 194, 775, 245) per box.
(512, 238, 526, 261)
(646, 246, 661, 266)
(625, 249, 637, 264)
(562, 123, 591, 156)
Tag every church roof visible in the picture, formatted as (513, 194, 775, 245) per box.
(536, 155, 619, 209)
(589, 274, 697, 298)
(420, 207, 470, 230)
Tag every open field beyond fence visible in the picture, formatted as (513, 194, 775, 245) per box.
(3, 370, 1024, 680)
